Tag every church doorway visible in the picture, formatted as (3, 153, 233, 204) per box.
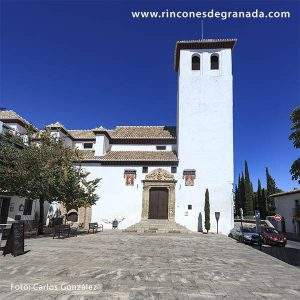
(148, 187, 168, 219)
(141, 168, 176, 222)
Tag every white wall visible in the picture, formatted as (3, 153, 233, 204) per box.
(74, 141, 95, 150)
(79, 162, 232, 234)
(6, 123, 27, 135)
(95, 135, 110, 156)
(176, 48, 234, 234)
(275, 193, 300, 234)
(80, 164, 176, 229)
(0, 196, 50, 223)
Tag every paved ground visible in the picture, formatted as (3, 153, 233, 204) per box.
(1, 231, 300, 299)
(252, 240, 300, 267)
(286, 240, 300, 250)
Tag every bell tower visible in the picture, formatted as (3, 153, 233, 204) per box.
(175, 39, 236, 234)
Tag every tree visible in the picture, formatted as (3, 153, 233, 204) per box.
(256, 179, 267, 219)
(289, 106, 300, 183)
(204, 188, 210, 233)
(60, 167, 100, 213)
(261, 188, 268, 219)
(0, 131, 100, 234)
(291, 159, 300, 184)
(266, 167, 281, 215)
(234, 184, 239, 216)
(239, 172, 246, 213)
(243, 161, 254, 217)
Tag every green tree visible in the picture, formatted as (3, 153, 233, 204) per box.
(261, 188, 268, 218)
(256, 179, 267, 219)
(234, 184, 239, 216)
(204, 188, 210, 233)
(243, 161, 254, 217)
(239, 173, 246, 213)
(265, 167, 281, 215)
(289, 106, 300, 183)
(0, 132, 100, 234)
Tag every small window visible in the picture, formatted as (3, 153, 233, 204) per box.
(142, 166, 148, 173)
(83, 143, 93, 149)
(23, 199, 33, 215)
(192, 54, 200, 70)
(156, 145, 166, 150)
(171, 166, 177, 173)
(211, 54, 219, 70)
(188, 205, 192, 210)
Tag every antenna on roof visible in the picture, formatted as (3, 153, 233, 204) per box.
(201, 20, 204, 40)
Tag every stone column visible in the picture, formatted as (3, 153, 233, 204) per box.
(168, 185, 176, 221)
(141, 185, 150, 220)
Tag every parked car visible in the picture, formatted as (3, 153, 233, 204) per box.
(261, 226, 287, 247)
(240, 227, 260, 245)
(229, 225, 243, 241)
(229, 225, 260, 245)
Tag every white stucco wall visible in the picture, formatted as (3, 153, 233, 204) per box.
(5, 123, 27, 135)
(95, 135, 110, 156)
(0, 196, 50, 223)
(176, 48, 234, 234)
(80, 164, 177, 229)
(274, 193, 300, 234)
(74, 141, 95, 150)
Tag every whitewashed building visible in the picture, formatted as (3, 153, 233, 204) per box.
(271, 190, 300, 235)
(0, 118, 50, 225)
(0, 39, 236, 234)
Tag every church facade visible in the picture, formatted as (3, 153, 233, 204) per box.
(0, 39, 236, 234)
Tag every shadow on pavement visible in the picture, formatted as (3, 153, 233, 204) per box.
(251, 244, 300, 267)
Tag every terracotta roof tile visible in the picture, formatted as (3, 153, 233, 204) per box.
(77, 150, 178, 162)
(77, 150, 96, 160)
(69, 130, 95, 139)
(109, 126, 176, 140)
(0, 109, 37, 131)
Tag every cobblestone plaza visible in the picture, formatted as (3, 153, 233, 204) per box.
(1, 231, 300, 299)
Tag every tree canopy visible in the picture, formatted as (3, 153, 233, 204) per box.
(289, 106, 300, 183)
(0, 131, 100, 234)
(234, 162, 281, 218)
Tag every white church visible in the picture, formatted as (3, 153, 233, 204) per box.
(0, 39, 236, 234)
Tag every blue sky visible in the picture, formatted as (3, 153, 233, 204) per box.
(1, 1, 299, 191)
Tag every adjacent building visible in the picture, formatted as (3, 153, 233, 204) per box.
(0, 116, 49, 225)
(271, 189, 300, 235)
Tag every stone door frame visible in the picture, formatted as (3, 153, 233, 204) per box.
(141, 168, 177, 221)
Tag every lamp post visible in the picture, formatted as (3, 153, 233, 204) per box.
(255, 209, 262, 250)
(215, 212, 220, 234)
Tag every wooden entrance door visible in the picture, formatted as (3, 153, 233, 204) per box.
(148, 188, 168, 219)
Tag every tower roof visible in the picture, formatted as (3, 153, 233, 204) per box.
(174, 38, 237, 71)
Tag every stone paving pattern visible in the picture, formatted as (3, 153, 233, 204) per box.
(0, 231, 300, 299)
